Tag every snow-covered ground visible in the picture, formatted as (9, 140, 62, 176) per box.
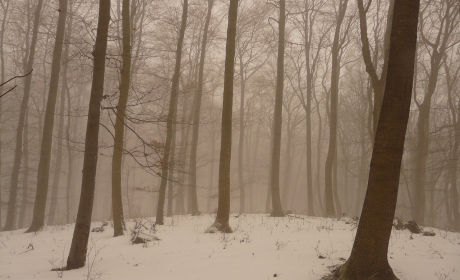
(1, 214, 459, 280)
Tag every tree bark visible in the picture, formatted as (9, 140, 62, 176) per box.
(211, 0, 238, 233)
(332, 1, 419, 278)
(269, 0, 286, 217)
(65, 0, 110, 269)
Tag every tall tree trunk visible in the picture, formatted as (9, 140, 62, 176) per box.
(333, 1, 419, 278)
(64, 1, 74, 224)
(238, 54, 246, 214)
(189, 0, 213, 216)
(211, 0, 238, 233)
(26, 0, 68, 232)
(269, 0, 286, 217)
(18, 112, 29, 228)
(4, 0, 44, 231)
(65, 0, 110, 269)
(156, 0, 188, 225)
(324, 0, 348, 217)
(48, 67, 67, 225)
(111, 0, 131, 237)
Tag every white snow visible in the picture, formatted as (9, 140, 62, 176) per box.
(1, 214, 459, 280)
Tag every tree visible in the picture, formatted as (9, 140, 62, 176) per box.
(111, 0, 131, 237)
(329, 0, 420, 278)
(189, 0, 213, 216)
(66, 0, 111, 269)
(412, 0, 459, 225)
(324, 0, 349, 217)
(4, 0, 44, 231)
(357, 0, 394, 139)
(269, 0, 286, 217)
(26, 0, 68, 231)
(209, 0, 238, 233)
(155, 0, 188, 225)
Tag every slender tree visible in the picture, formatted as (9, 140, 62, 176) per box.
(324, 0, 349, 217)
(111, 0, 132, 237)
(189, 0, 214, 216)
(66, 0, 111, 269)
(269, 0, 286, 217)
(209, 0, 239, 233)
(330, 0, 420, 278)
(4, 0, 44, 231)
(26, 0, 68, 231)
(156, 0, 188, 225)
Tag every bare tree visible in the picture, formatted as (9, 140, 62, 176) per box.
(210, 0, 239, 233)
(269, 0, 286, 217)
(324, 0, 349, 217)
(4, 0, 44, 231)
(329, 0, 420, 278)
(111, 0, 131, 237)
(156, 0, 188, 225)
(66, 0, 111, 269)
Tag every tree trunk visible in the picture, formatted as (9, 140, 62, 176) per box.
(269, 0, 286, 217)
(324, 0, 348, 217)
(48, 67, 67, 225)
(333, 1, 419, 278)
(4, 0, 44, 231)
(65, 0, 110, 269)
(156, 0, 188, 225)
(211, 0, 238, 233)
(111, 0, 131, 237)
(189, 0, 213, 216)
(26, 0, 68, 232)
(238, 54, 246, 214)
(18, 112, 29, 228)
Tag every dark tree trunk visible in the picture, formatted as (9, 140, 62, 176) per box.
(332, 1, 419, 279)
(269, 0, 285, 217)
(4, 0, 43, 231)
(111, 0, 131, 237)
(156, 0, 188, 225)
(324, 0, 348, 217)
(189, 0, 213, 216)
(65, 0, 110, 269)
(18, 112, 29, 228)
(26, 0, 68, 232)
(211, 0, 238, 233)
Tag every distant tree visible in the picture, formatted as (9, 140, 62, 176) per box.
(155, 0, 188, 225)
(189, 0, 214, 216)
(324, 0, 349, 217)
(26, 0, 68, 231)
(329, 0, 420, 279)
(4, 0, 44, 231)
(269, 0, 286, 217)
(209, 0, 239, 233)
(66, 0, 111, 269)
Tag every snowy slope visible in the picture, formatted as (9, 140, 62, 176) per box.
(1, 214, 459, 280)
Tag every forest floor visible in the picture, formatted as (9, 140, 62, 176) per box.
(1, 214, 459, 280)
